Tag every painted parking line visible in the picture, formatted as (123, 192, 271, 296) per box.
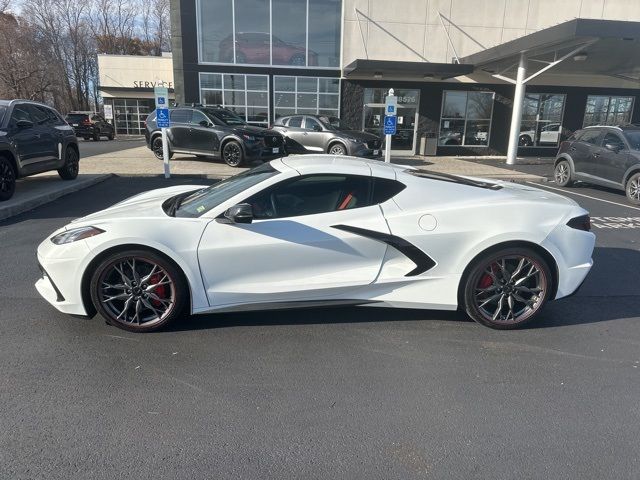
(526, 181, 640, 212)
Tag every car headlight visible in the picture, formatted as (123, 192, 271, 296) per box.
(51, 226, 105, 245)
(346, 137, 362, 143)
(242, 134, 256, 141)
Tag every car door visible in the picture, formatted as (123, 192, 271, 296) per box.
(168, 109, 192, 150)
(303, 116, 330, 152)
(27, 105, 59, 161)
(9, 104, 43, 166)
(190, 110, 220, 154)
(572, 128, 602, 177)
(197, 173, 390, 307)
(280, 116, 308, 153)
(597, 131, 629, 184)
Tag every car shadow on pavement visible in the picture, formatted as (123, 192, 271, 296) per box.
(169, 246, 639, 332)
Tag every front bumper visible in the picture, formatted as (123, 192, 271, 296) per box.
(349, 143, 383, 159)
(245, 142, 286, 161)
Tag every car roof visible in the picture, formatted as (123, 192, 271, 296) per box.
(0, 99, 53, 108)
(279, 154, 409, 176)
(583, 124, 640, 132)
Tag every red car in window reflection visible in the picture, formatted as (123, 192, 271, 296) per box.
(219, 32, 318, 66)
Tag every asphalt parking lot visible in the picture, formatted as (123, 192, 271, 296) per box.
(78, 136, 146, 158)
(1, 175, 639, 479)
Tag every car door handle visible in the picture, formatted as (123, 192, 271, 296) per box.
(593, 152, 600, 158)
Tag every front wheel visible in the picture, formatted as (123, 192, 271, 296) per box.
(626, 172, 640, 205)
(554, 160, 573, 187)
(463, 248, 552, 329)
(92, 130, 100, 141)
(328, 143, 347, 155)
(90, 250, 187, 332)
(222, 141, 244, 167)
(152, 136, 173, 160)
(0, 156, 16, 201)
(57, 147, 79, 180)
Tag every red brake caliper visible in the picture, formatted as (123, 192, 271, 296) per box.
(478, 264, 496, 289)
(149, 273, 166, 307)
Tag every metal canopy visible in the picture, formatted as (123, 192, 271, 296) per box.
(461, 19, 640, 80)
(343, 59, 473, 80)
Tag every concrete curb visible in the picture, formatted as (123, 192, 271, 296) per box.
(0, 174, 113, 222)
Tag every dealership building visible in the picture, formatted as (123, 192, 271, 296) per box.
(169, 0, 640, 158)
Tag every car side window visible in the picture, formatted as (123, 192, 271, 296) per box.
(191, 110, 209, 125)
(170, 109, 191, 124)
(304, 117, 322, 131)
(602, 132, 625, 151)
(26, 105, 49, 125)
(578, 129, 601, 145)
(372, 178, 406, 204)
(10, 104, 33, 127)
(288, 116, 303, 128)
(246, 174, 373, 220)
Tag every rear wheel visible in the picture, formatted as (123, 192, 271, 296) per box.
(92, 130, 100, 141)
(222, 141, 244, 167)
(0, 156, 16, 201)
(626, 172, 640, 205)
(107, 132, 115, 140)
(90, 250, 187, 333)
(463, 247, 552, 329)
(57, 147, 79, 180)
(518, 135, 533, 147)
(554, 159, 573, 187)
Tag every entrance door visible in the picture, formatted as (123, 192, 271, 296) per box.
(363, 105, 418, 154)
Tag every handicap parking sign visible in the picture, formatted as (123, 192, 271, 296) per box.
(156, 108, 170, 128)
(383, 115, 397, 135)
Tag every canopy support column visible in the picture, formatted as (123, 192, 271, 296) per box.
(506, 54, 527, 165)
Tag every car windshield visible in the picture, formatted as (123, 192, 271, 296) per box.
(174, 163, 279, 217)
(205, 108, 247, 126)
(0, 106, 6, 124)
(318, 116, 348, 131)
(66, 113, 88, 123)
(623, 131, 640, 151)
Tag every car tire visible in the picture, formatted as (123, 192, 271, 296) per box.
(554, 160, 573, 187)
(626, 172, 640, 205)
(0, 156, 16, 201)
(57, 146, 79, 180)
(152, 136, 173, 160)
(108, 132, 115, 140)
(92, 130, 100, 141)
(519, 135, 533, 147)
(222, 141, 244, 167)
(328, 143, 347, 155)
(90, 249, 188, 333)
(463, 247, 552, 329)
(83, 137, 90, 141)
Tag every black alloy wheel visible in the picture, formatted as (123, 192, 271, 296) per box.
(0, 156, 16, 201)
(463, 248, 552, 329)
(626, 172, 640, 205)
(90, 250, 187, 332)
(152, 136, 173, 160)
(57, 147, 79, 180)
(222, 141, 244, 167)
(554, 160, 573, 187)
(519, 135, 533, 147)
(93, 130, 100, 141)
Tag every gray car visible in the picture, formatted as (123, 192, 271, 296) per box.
(272, 114, 383, 158)
(554, 125, 640, 205)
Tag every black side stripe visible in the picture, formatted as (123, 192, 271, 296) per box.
(331, 224, 436, 277)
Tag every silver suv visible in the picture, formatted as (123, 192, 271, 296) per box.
(554, 125, 640, 205)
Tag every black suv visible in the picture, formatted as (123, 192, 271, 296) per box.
(145, 105, 284, 167)
(272, 114, 383, 158)
(554, 125, 640, 204)
(0, 100, 80, 201)
(65, 111, 115, 141)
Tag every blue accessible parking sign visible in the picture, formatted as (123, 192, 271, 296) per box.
(156, 108, 170, 128)
(383, 115, 397, 135)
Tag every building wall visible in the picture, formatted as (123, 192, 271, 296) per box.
(343, 0, 640, 65)
(98, 54, 174, 91)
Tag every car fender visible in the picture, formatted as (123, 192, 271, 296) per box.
(622, 164, 640, 185)
(327, 139, 349, 154)
(555, 153, 575, 171)
(0, 142, 21, 176)
(221, 134, 246, 155)
(81, 235, 210, 313)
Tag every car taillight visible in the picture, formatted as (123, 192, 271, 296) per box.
(567, 214, 591, 231)
(82, 118, 92, 125)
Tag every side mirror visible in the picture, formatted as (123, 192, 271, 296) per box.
(604, 142, 622, 153)
(224, 203, 253, 224)
(16, 119, 33, 129)
(312, 124, 322, 132)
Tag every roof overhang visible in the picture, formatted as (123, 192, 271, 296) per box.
(343, 59, 473, 81)
(460, 19, 640, 82)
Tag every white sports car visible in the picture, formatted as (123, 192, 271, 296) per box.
(36, 156, 595, 332)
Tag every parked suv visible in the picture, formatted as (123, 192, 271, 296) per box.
(65, 111, 115, 141)
(272, 115, 383, 158)
(0, 100, 80, 201)
(554, 125, 640, 204)
(145, 105, 285, 167)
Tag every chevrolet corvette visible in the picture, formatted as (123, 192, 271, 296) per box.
(36, 156, 595, 332)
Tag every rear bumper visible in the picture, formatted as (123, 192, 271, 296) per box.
(72, 126, 96, 137)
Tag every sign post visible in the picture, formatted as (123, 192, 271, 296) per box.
(154, 86, 171, 179)
(383, 89, 397, 163)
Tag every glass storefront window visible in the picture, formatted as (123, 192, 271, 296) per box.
(363, 88, 419, 152)
(110, 98, 155, 135)
(583, 95, 634, 127)
(439, 91, 494, 146)
(198, 0, 341, 68)
(273, 76, 340, 119)
(519, 93, 565, 147)
(200, 73, 269, 127)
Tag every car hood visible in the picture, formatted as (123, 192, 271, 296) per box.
(338, 130, 380, 141)
(69, 185, 207, 226)
(482, 178, 578, 206)
(232, 125, 276, 136)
